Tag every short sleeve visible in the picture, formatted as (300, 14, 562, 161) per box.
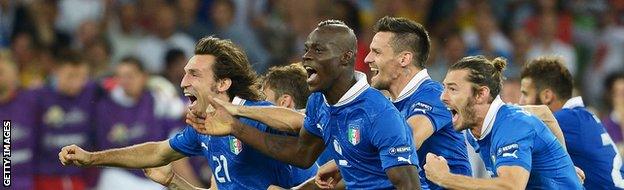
(302, 94, 322, 138)
(370, 108, 419, 170)
(168, 126, 203, 157)
(493, 120, 534, 172)
(405, 93, 452, 132)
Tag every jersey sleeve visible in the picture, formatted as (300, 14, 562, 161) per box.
(492, 119, 535, 172)
(405, 93, 452, 132)
(168, 126, 203, 157)
(370, 108, 419, 170)
(302, 94, 322, 138)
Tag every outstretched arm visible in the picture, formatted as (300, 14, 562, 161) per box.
(59, 140, 185, 168)
(188, 97, 325, 168)
(213, 98, 304, 133)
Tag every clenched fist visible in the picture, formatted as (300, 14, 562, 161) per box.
(58, 144, 93, 167)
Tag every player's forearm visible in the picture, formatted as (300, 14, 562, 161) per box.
(231, 120, 315, 168)
(544, 119, 567, 151)
(91, 141, 178, 168)
(238, 106, 304, 133)
(436, 174, 518, 190)
(168, 174, 209, 190)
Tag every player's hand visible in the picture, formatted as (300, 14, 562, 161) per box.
(191, 96, 237, 136)
(58, 144, 93, 167)
(143, 164, 174, 186)
(186, 109, 209, 134)
(575, 166, 585, 184)
(424, 153, 450, 185)
(211, 97, 241, 116)
(315, 160, 341, 189)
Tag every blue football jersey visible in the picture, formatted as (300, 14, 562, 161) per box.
(302, 72, 424, 189)
(472, 97, 582, 189)
(555, 97, 624, 189)
(169, 97, 317, 189)
(392, 70, 471, 190)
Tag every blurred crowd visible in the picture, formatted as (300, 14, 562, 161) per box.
(2, 0, 624, 189)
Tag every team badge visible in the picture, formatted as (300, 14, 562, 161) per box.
(348, 125, 360, 145)
(229, 137, 243, 155)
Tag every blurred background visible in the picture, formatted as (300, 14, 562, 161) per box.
(1, 0, 624, 189)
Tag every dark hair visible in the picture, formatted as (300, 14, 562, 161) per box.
(520, 56, 573, 100)
(118, 56, 147, 73)
(374, 16, 431, 68)
(450, 55, 506, 102)
(263, 63, 310, 109)
(56, 50, 87, 67)
(195, 36, 262, 101)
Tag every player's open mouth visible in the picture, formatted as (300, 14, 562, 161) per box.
(304, 66, 318, 83)
(450, 108, 459, 123)
(184, 93, 198, 107)
(370, 67, 379, 76)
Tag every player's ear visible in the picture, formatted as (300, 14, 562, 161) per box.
(278, 94, 295, 109)
(341, 50, 355, 66)
(474, 86, 491, 104)
(398, 51, 413, 68)
(217, 78, 232, 94)
(540, 88, 554, 105)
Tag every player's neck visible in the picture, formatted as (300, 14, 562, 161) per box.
(325, 73, 357, 105)
(388, 67, 420, 100)
(550, 100, 565, 112)
(471, 102, 492, 139)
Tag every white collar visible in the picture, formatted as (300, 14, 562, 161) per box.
(232, 96, 246, 106)
(479, 95, 505, 140)
(328, 71, 370, 107)
(562, 96, 584, 109)
(393, 69, 431, 102)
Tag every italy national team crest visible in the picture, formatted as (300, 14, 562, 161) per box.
(348, 126, 360, 145)
(229, 137, 243, 155)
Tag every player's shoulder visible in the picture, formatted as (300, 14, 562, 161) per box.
(358, 87, 398, 112)
(496, 105, 541, 133)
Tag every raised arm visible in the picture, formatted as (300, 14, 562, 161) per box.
(59, 139, 185, 168)
(213, 97, 304, 133)
(424, 153, 528, 190)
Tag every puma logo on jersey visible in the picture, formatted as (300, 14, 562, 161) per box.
(397, 155, 412, 164)
(201, 142, 209, 150)
(502, 150, 518, 159)
(497, 143, 519, 159)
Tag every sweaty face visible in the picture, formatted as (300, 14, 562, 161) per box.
(302, 29, 344, 93)
(365, 32, 402, 90)
(181, 55, 220, 115)
(56, 64, 89, 97)
(519, 77, 541, 105)
(115, 63, 147, 98)
(441, 69, 480, 131)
